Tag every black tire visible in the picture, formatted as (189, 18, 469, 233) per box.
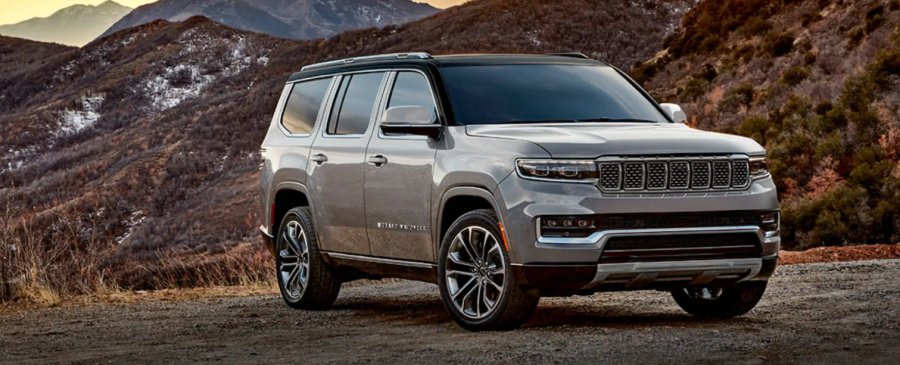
(671, 281, 767, 318)
(437, 209, 539, 331)
(275, 207, 341, 310)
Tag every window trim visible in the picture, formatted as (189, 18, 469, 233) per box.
(321, 70, 390, 139)
(376, 69, 443, 141)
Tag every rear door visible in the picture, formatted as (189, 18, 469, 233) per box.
(364, 70, 441, 262)
(307, 71, 388, 255)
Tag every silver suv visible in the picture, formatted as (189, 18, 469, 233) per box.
(258, 53, 780, 331)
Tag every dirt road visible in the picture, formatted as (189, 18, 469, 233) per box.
(2, 260, 899, 364)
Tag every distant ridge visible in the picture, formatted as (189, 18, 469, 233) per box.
(0, 1, 132, 47)
(100, 0, 441, 40)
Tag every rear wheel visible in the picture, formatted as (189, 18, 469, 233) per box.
(671, 282, 767, 318)
(276, 207, 341, 310)
(438, 209, 539, 331)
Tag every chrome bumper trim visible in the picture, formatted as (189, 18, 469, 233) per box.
(582, 258, 763, 290)
(536, 224, 767, 248)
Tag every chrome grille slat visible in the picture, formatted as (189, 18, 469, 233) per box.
(596, 156, 752, 193)
(691, 161, 710, 189)
(732, 161, 749, 187)
(668, 161, 690, 189)
(623, 162, 645, 190)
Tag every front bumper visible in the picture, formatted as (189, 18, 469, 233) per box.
(495, 174, 781, 264)
(512, 255, 778, 295)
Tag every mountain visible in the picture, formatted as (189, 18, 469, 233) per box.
(632, 0, 900, 249)
(0, 1, 132, 47)
(0, 0, 693, 289)
(100, 0, 441, 40)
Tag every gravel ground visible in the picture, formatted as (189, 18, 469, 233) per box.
(2, 260, 899, 364)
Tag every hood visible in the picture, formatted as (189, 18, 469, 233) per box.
(465, 123, 765, 158)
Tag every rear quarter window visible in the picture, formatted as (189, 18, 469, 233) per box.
(281, 77, 332, 135)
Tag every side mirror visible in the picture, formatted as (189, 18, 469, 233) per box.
(659, 103, 687, 124)
(380, 106, 442, 139)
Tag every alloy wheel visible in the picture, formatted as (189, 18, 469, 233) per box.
(279, 220, 310, 299)
(445, 226, 506, 319)
(682, 286, 724, 300)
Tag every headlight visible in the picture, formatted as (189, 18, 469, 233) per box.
(516, 159, 598, 181)
(749, 157, 768, 177)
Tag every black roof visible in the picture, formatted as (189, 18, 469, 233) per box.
(287, 53, 606, 82)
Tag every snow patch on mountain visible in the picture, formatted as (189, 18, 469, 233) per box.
(57, 95, 104, 136)
(142, 31, 266, 112)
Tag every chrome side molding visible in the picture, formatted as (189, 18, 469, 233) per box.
(325, 252, 435, 269)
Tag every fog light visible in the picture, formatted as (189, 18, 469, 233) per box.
(540, 217, 596, 238)
(760, 211, 779, 233)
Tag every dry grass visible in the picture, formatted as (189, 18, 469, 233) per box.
(0, 200, 274, 310)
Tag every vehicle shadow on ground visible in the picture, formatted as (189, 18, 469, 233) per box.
(331, 295, 763, 329)
(525, 306, 762, 329)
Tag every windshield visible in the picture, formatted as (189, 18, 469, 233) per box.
(440, 64, 669, 125)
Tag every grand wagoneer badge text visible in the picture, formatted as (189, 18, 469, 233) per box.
(377, 222, 428, 232)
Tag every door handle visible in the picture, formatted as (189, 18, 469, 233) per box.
(310, 153, 328, 164)
(367, 155, 388, 166)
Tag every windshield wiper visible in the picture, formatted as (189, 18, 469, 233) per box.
(575, 118, 657, 123)
(505, 118, 658, 124)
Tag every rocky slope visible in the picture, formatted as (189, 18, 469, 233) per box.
(632, 0, 900, 249)
(0, 1, 132, 47)
(0, 0, 692, 287)
(100, 0, 440, 40)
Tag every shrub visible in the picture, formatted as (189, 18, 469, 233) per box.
(628, 61, 657, 86)
(847, 27, 866, 50)
(733, 44, 756, 62)
(866, 5, 886, 33)
(801, 11, 823, 27)
(742, 16, 772, 36)
(871, 49, 900, 88)
(738, 115, 772, 145)
(804, 51, 817, 66)
(692, 63, 718, 82)
(762, 32, 795, 57)
(700, 35, 721, 53)
(680, 78, 708, 102)
(719, 84, 755, 112)
(781, 66, 810, 85)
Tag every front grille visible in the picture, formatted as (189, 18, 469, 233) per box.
(600, 233, 761, 263)
(597, 156, 752, 192)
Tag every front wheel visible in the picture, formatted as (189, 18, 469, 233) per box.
(437, 209, 539, 331)
(275, 207, 341, 310)
(671, 281, 767, 318)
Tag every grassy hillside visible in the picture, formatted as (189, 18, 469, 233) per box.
(633, 0, 900, 249)
(0, 0, 691, 300)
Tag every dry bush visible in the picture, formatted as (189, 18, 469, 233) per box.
(0, 199, 273, 306)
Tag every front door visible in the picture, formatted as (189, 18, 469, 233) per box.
(364, 70, 441, 262)
(307, 71, 387, 255)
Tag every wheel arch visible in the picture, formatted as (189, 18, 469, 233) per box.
(435, 186, 515, 262)
(271, 182, 313, 235)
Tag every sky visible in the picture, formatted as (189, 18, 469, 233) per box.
(0, 0, 470, 26)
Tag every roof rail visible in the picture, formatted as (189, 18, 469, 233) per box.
(301, 53, 433, 71)
(545, 52, 591, 59)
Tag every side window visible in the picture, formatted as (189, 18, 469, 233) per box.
(327, 72, 385, 135)
(281, 77, 332, 135)
(387, 72, 437, 122)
